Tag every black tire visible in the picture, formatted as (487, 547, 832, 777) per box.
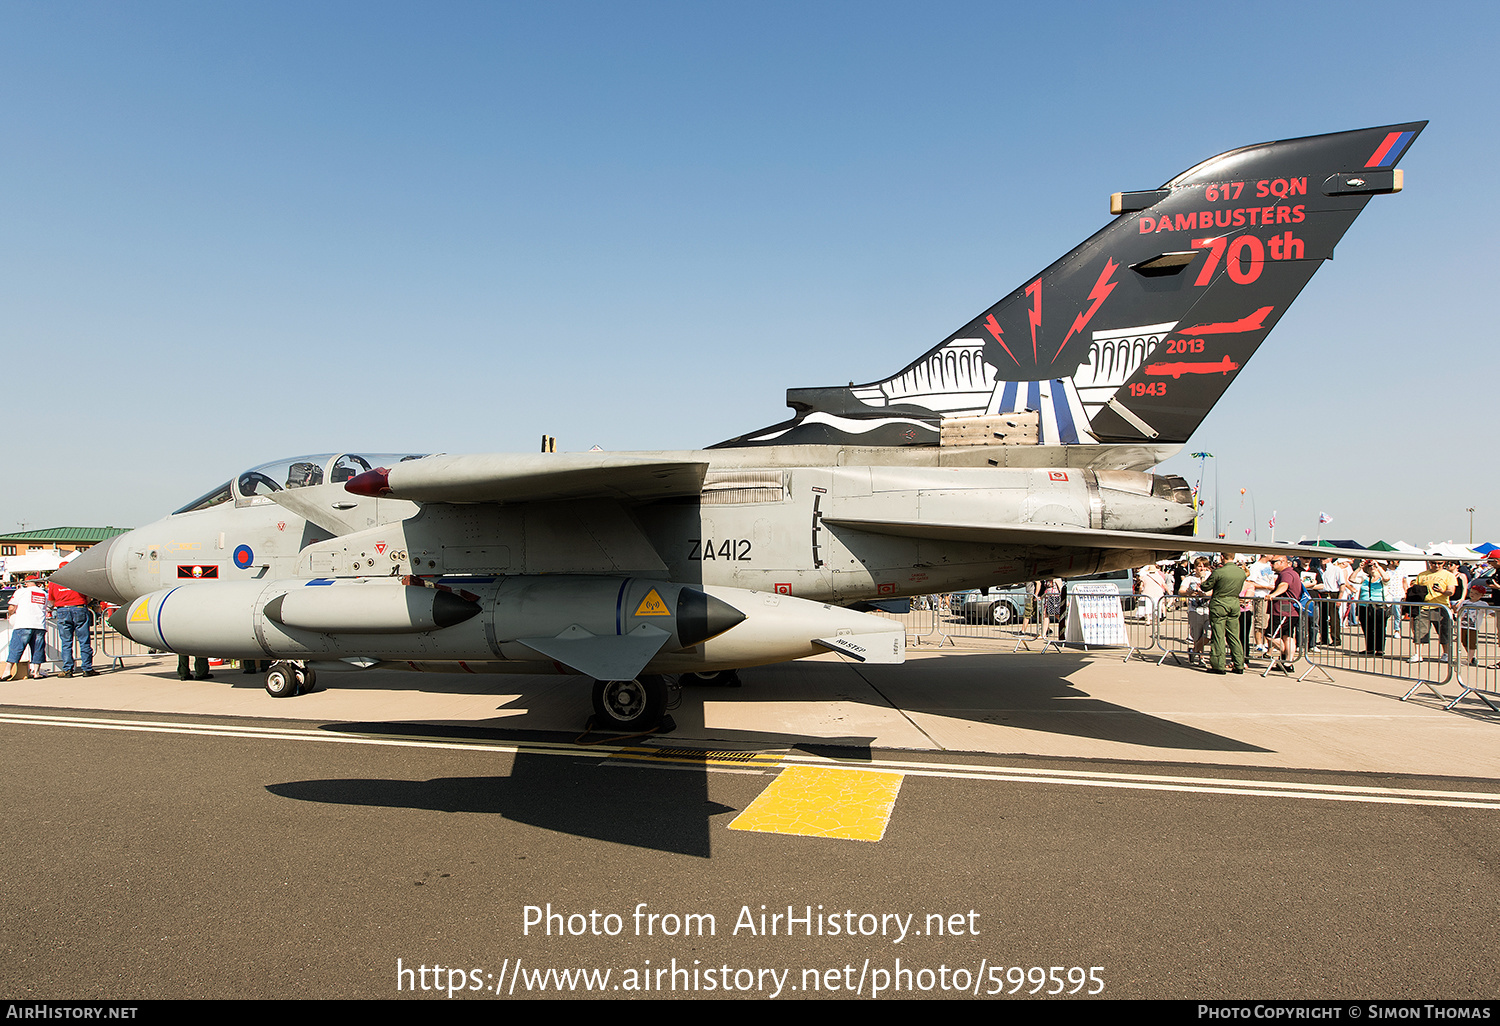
(265, 661, 298, 698)
(297, 666, 317, 693)
(591, 675, 667, 730)
(991, 602, 1015, 626)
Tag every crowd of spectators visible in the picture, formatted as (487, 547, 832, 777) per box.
(1162, 549, 1500, 673)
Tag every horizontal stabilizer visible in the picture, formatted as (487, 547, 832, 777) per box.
(822, 516, 1434, 562)
(346, 453, 708, 504)
(814, 632, 906, 664)
(516, 623, 673, 680)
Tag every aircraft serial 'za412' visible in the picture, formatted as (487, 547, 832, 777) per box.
(56, 122, 1426, 731)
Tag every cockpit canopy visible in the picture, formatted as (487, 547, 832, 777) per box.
(172, 453, 429, 515)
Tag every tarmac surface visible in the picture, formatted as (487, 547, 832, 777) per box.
(4, 633, 1499, 1000)
(5, 637, 1497, 776)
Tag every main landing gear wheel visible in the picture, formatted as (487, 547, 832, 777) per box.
(591, 674, 668, 731)
(680, 669, 742, 687)
(265, 661, 299, 698)
(992, 602, 1015, 626)
(297, 666, 317, 693)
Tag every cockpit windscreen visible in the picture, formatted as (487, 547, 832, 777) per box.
(172, 482, 234, 516)
(171, 453, 429, 513)
(232, 453, 428, 506)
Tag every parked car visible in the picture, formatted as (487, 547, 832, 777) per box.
(956, 585, 1029, 625)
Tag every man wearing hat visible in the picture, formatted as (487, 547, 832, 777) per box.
(46, 574, 97, 678)
(1201, 552, 1249, 674)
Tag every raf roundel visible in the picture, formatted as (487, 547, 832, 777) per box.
(233, 545, 254, 570)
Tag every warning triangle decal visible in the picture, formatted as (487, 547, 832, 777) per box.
(634, 588, 671, 616)
(130, 599, 151, 623)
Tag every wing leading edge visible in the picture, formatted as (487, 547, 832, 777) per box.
(346, 453, 709, 504)
(821, 517, 1434, 562)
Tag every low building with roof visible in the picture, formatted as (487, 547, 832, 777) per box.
(0, 527, 131, 578)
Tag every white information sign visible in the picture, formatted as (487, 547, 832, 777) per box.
(1065, 581, 1129, 646)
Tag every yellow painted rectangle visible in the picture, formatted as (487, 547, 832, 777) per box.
(728, 766, 904, 842)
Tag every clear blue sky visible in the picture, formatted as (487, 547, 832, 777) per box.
(6, 1, 1496, 545)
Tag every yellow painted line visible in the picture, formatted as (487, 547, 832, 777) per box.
(729, 765, 903, 842)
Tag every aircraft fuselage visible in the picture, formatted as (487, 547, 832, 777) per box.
(77, 453, 1194, 609)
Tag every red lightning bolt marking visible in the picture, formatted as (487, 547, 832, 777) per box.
(1053, 258, 1119, 360)
(983, 314, 1020, 365)
(1024, 279, 1042, 360)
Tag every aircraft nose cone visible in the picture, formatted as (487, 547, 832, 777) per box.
(50, 535, 124, 604)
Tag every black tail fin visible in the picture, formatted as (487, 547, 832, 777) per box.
(714, 122, 1423, 450)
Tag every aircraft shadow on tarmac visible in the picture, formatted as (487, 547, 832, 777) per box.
(843, 648, 1274, 754)
(237, 646, 1272, 755)
(262, 642, 1271, 857)
(267, 763, 728, 858)
(154, 642, 1273, 754)
(264, 722, 877, 859)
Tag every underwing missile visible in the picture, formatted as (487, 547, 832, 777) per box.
(108, 575, 904, 679)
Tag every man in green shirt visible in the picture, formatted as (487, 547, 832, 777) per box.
(1201, 553, 1250, 674)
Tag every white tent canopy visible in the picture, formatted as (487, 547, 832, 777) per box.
(1424, 541, 1484, 560)
(0, 549, 80, 579)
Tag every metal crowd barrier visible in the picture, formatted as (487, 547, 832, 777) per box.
(93, 607, 159, 668)
(1447, 599, 1500, 713)
(1149, 595, 1271, 672)
(1010, 592, 1158, 660)
(863, 589, 1499, 723)
(1120, 595, 1164, 661)
(869, 593, 1059, 650)
(896, 592, 1163, 658)
(1048, 592, 1161, 661)
(932, 602, 1015, 645)
(869, 605, 942, 647)
(1298, 597, 1454, 699)
(1153, 595, 1206, 667)
(42, 620, 63, 673)
(902, 595, 1022, 648)
(999, 592, 1063, 653)
(8, 616, 90, 675)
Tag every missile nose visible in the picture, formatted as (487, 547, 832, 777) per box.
(107, 603, 131, 639)
(676, 588, 747, 647)
(345, 467, 392, 496)
(50, 535, 125, 604)
(432, 590, 482, 629)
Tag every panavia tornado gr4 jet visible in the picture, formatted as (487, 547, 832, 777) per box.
(55, 122, 1424, 730)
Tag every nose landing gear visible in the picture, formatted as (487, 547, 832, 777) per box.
(264, 661, 317, 697)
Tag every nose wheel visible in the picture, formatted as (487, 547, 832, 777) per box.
(265, 661, 316, 697)
(591, 674, 669, 731)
